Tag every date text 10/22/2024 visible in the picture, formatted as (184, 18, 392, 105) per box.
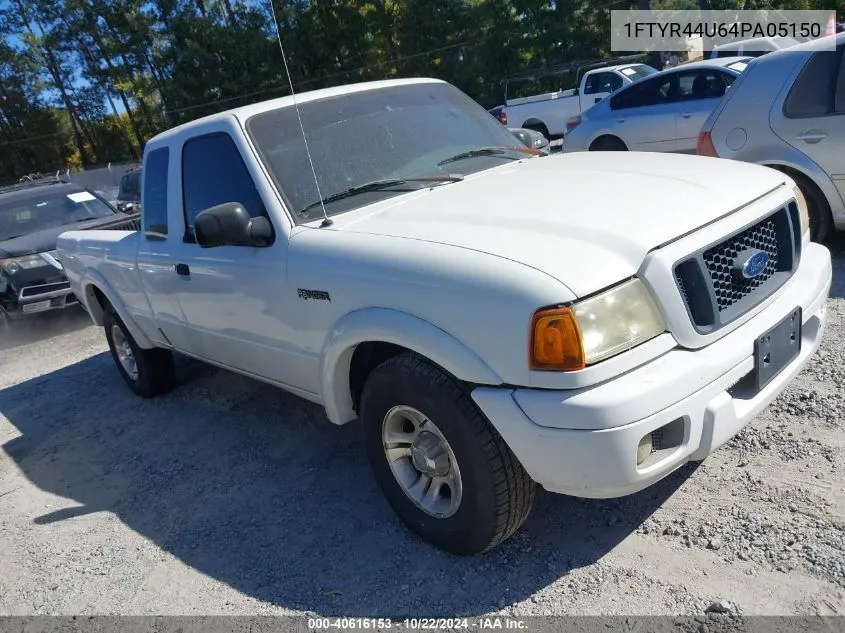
(308, 618, 528, 630)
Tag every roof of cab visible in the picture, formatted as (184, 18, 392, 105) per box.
(146, 77, 446, 148)
(0, 180, 89, 203)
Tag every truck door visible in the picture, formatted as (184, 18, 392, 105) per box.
(135, 147, 193, 351)
(580, 71, 622, 111)
(163, 124, 317, 394)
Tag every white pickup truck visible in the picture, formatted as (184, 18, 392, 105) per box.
(501, 60, 658, 138)
(57, 78, 831, 556)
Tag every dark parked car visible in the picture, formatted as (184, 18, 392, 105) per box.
(0, 179, 140, 321)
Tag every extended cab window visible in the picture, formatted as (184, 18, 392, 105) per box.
(784, 48, 845, 118)
(143, 149, 168, 240)
(181, 132, 267, 237)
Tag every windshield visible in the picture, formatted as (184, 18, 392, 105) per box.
(620, 64, 658, 81)
(246, 82, 534, 222)
(0, 189, 116, 241)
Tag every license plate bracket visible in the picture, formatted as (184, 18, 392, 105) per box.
(21, 300, 51, 314)
(754, 307, 802, 392)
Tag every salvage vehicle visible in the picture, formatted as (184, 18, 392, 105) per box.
(501, 57, 658, 138)
(56, 78, 831, 555)
(699, 33, 845, 243)
(562, 57, 751, 153)
(0, 178, 140, 322)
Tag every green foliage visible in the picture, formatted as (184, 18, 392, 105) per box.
(0, 0, 842, 182)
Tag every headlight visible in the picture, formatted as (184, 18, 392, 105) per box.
(0, 254, 45, 275)
(792, 185, 810, 238)
(530, 279, 666, 371)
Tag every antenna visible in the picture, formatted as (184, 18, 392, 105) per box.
(267, 0, 333, 227)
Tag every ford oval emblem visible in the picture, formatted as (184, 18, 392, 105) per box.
(736, 249, 769, 279)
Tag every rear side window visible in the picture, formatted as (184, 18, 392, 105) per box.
(784, 49, 845, 118)
(142, 149, 168, 240)
(181, 132, 266, 238)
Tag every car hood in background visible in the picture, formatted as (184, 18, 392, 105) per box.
(336, 152, 788, 297)
(0, 215, 130, 258)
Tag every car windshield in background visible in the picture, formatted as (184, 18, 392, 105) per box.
(246, 82, 535, 222)
(0, 189, 115, 241)
(727, 61, 749, 73)
(620, 64, 658, 81)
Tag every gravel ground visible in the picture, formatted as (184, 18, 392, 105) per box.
(0, 240, 844, 618)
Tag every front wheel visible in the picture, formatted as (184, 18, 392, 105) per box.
(104, 310, 175, 397)
(590, 136, 627, 151)
(360, 353, 535, 555)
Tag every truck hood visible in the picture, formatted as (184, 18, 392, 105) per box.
(0, 214, 138, 258)
(335, 152, 788, 297)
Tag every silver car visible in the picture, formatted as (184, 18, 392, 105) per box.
(699, 33, 844, 242)
(562, 57, 751, 154)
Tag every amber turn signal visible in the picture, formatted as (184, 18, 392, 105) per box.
(530, 307, 585, 371)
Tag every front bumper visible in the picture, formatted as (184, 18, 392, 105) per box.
(1, 266, 78, 317)
(472, 243, 831, 499)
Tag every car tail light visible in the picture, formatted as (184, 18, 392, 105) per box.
(697, 131, 718, 157)
(565, 115, 581, 134)
(499, 110, 508, 125)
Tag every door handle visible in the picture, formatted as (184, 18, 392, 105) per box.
(681, 112, 694, 118)
(794, 130, 827, 143)
(175, 263, 190, 276)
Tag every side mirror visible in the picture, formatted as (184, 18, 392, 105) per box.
(194, 202, 274, 248)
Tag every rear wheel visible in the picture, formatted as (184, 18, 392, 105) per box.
(360, 353, 535, 555)
(590, 136, 627, 151)
(104, 310, 175, 397)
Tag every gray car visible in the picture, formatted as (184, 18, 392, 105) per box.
(562, 57, 751, 154)
(699, 33, 845, 242)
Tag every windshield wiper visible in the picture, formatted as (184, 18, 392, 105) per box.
(437, 147, 526, 167)
(300, 175, 464, 214)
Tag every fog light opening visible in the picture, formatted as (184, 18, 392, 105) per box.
(637, 418, 687, 469)
(636, 434, 653, 466)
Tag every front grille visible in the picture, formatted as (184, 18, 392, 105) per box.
(703, 216, 779, 311)
(83, 214, 141, 232)
(111, 218, 141, 231)
(20, 281, 71, 298)
(674, 204, 801, 333)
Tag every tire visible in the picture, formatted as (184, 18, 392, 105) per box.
(523, 122, 550, 140)
(104, 309, 175, 397)
(791, 172, 832, 243)
(360, 352, 535, 555)
(590, 136, 627, 151)
(0, 307, 20, 325)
